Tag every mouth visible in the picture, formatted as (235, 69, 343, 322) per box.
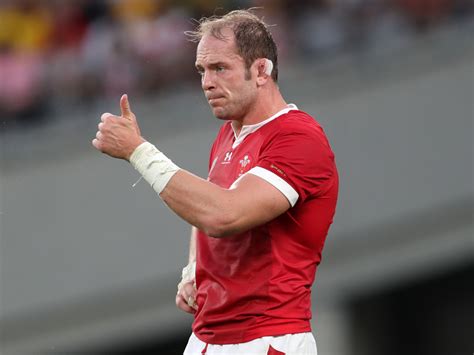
(208, 96, 224, 106)
(208, 97, 223, 107)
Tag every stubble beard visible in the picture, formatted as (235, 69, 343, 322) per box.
(213, 73, 256, 121)
(212, 96, 255, 121)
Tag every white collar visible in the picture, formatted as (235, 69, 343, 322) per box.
(231, 104, 298, 148)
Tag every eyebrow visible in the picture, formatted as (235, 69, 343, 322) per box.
(195, 61, 228, 70)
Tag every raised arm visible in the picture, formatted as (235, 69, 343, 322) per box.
(160, 169, 290, 237)
(92, 95, 291, 238)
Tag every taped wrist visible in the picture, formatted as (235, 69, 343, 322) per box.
(129, 142, 180, 194)
(177, 261, 196, 291)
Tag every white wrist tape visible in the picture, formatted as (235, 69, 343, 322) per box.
(129, 142, 180, 194)
(177, 261, 196, 290)
(181, 261, 196, 282)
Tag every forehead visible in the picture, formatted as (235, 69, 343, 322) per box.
(195, 28, 242, 65)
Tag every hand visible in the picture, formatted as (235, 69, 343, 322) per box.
(176, 279, 198, 314)
(92, 94, 145, 160)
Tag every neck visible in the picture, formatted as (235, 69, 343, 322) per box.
(232, 87, 287, 135)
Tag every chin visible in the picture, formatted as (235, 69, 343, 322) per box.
(212, 107, 230, 120)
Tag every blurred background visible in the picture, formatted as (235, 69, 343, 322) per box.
(0, 0, 472, 354)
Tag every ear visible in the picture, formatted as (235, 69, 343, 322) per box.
(263, 58, 273, 76)
(255, 58, 272, 86)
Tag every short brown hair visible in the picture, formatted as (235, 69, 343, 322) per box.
(186, 9, 279, 81)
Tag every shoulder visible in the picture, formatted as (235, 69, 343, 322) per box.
(267, 110, 331, 147)
(279, 110, 323, 132)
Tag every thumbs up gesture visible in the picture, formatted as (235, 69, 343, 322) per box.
(92, 94, 145, 160)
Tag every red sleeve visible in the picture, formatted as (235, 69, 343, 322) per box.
(256, 123, 336, 204)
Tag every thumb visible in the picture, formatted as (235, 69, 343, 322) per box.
(120, 94, 133, 120)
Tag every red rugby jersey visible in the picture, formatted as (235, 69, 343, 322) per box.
(193, 105, 338, 344)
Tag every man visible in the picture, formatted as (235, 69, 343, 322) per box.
(93, 9, 338, 355)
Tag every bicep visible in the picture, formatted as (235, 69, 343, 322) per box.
(227, 173, 291, 233)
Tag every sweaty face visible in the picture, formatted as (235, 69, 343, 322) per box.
(195, 29, 258, 121)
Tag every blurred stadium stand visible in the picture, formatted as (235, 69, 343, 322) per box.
(1, 1, 473, 354)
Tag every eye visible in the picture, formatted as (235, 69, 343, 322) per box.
(216, 66, 225, 73)
(197, 69, 204, 76)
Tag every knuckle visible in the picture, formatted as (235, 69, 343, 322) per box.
(176, 300, 189, 312)
(184, 283, 195, 294)
(101, 113, 114, 123)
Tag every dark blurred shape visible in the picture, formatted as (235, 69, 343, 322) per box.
(94, 333, 191, 355)
(396, 0, 454, 30)
(348, 262, 474, 355)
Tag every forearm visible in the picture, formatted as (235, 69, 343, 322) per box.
(160, 169, 239, 237)
(129, 142, 234, 235)
(189, 226, 197, 264)
(130, 142, 289, 238)
(177, 226, 198, 314)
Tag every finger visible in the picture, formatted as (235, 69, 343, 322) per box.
(92, 138, 101, 150)
(95, 131, 102, 140)
(120, 94, 133, 120)
(98, 122, 104, 130)
(183, 285, 198, 311)
(178, 283, 198, 311)
(101, 113, 114, 122)
(176, 294, 196, 314)
(187, 294, 195, 307)
(182, 282, 197, 299)
(189, 297, 198, 311)
(179, 285, 192, 302)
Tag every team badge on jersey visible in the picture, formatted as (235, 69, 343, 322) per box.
(238, 154, 252, 176)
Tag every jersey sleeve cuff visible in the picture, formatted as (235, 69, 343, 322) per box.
(247, 166, 299, 207)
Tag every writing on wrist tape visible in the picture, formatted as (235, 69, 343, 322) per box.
(129, 142, 180, 194)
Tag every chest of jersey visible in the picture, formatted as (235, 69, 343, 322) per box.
(208, 131, 264, 188)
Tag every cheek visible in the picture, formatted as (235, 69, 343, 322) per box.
(229, 78, 255, 99)
(238, 81, 257, 102)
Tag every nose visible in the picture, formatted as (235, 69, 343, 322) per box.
(201, 70, 216, 91)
